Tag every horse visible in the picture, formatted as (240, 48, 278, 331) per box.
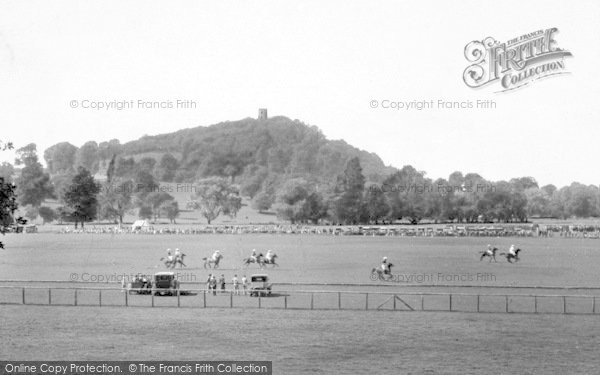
(479, 247, 498, 262)
(499, 249, 521, 263)
(262, 253, 279, 267)
(371, 263, 394, 281)
(159, 254, 186, 269)
(202, 254, 223, 269)
(243, 253, 265, 268)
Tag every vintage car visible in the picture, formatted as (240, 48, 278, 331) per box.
(24, 224, 38, 233)
(153, 271, 180, 296)
(249, 274, 272, 297)
(127, 274, 152, 295)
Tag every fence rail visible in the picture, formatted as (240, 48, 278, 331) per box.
(3, 280, 600, 291)
(0, 285, 598, 315)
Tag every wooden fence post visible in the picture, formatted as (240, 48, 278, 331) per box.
(365, 293, 369, 310)
(338, 292, 341, 310)
(99, 290, 102, 307)
(229, 292, 233, 308)
(393, 295, 396, 311)
(177, 289, 181, 308)
(449, 294, 452, 311)
(563, 296, 567, 314)
(310, 293, 314, 310)
(203, 290, 206, 308)
(284, 295, 287, 309)
(477, 295, 480, 312)
(22, 288, 25, 305)
(593, 297, 596, 314)
(75, 289, 78, 306)
(534, 296, 537, 314)
(505, 295, 509, 313)
(48, 288, 51, 305)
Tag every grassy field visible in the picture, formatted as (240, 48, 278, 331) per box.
(2, 233, 600, 287)
(1, 305, 599, 374)
(1, 233, 600, 373)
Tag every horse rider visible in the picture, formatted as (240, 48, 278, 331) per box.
(508, 244, 516, 257)
(166, 248, 174, 262)
(381, 257, 391, 275)
(265, 249, 274, 263)
(250, 249, 258, 262)
(174, 248, 181, 261)
(211, 250, 220, 261)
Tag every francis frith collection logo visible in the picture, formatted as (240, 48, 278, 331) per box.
(463, 27, 572, 92)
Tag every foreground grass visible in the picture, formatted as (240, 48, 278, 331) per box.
(1, 305, 598, 374)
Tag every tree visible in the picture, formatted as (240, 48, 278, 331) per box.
(43, 142, 78, 173)
(157, 153, 179, 182)
(566, 183, 597, 218)
(365, 184, 390, 224)
(138, 205, 153, 220)
(98, 178, 134, 224)
(134, 170, 157, 200)
(137, 157, 157, 174)
(272, 178, 326, 224)
(115, 156, 136, 178)
(1, 177, 26, 248)
(144, 191, 175, 222)
(15, 144, 55, 208)
(333, 157, 366, 224)
(38, 206, 57, 224)
(0, 162, 15, 183)
(14, 143, 37, 166)
(75, 141, 99, 173)
(62, 167, 100, 228)
(160, 200, 180, 223)
(381, 165, 429, 224)
(1, 141, 26, 248)
(190, 178, 242, 224)
(24, 205, 39, 222)
(252, 190, 274, 213)
(97, 139, 122, 161)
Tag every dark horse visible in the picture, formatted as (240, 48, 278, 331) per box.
(499, 249, 521, 263)
(371, 263, 394, 281)
(479, 247, 498, 262)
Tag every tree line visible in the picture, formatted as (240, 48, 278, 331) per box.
(1, 138, 599, 228)
(261, 158, 600, 224)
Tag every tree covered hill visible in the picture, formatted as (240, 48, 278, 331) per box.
(117, 116, 394, 184)
(6, 116, 598, 226)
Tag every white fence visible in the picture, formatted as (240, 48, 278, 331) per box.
(1, 286, 599, 315)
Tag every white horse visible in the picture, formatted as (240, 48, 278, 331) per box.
(202, 253, 223, 269)
(160, 254, 186, 268)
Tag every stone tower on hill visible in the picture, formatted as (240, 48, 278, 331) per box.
(258, 108, 268, 120)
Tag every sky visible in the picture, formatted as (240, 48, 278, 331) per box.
(0, 0, 599, 188)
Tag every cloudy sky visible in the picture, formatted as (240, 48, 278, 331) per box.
(1, 0, 598, 187)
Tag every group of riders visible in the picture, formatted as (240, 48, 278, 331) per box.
(373, 244, 522, 281)
(162, 248, 186, 268)
(479, 244, 521, 263)
(161, 248, 278, 269)
(243, 249, 278, 266)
